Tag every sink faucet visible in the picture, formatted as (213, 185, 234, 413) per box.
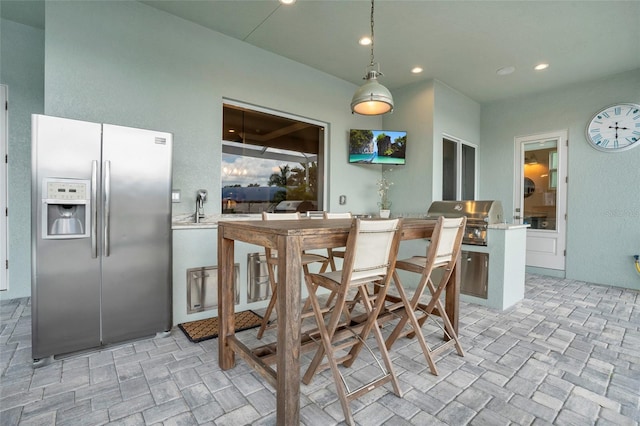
(195, 189, 207, 223)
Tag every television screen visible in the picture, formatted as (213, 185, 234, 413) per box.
(349, 129, 407, 165)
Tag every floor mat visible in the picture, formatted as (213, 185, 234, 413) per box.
(178, 310, 263, 343)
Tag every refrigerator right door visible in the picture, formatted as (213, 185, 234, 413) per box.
(100, 124, 173, 344)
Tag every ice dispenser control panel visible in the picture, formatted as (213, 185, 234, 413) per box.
(42, 178, 91, 239)
(46, 181, 88, 201)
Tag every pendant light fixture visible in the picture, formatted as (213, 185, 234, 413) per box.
(351, 0, 394, 115)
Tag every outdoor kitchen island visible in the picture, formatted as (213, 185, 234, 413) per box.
(399, 201, 528, 311)
(460, 223, 528, 310)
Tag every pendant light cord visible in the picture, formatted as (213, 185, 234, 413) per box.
(369, 0, 375, 67)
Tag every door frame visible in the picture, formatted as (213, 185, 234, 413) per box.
(1, 85, 7, 291)
(514, 129, 568, 270)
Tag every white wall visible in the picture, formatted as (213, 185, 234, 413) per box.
(381, 80, 435, 214)
(480, 69, 640, 289)
(382, 79, 481, 213)
(0, 19, 45, 299)
(432, 80, 481, 199)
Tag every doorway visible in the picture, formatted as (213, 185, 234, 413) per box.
(514, 130, 567, 270)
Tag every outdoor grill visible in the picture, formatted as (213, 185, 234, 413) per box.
(426, 200, 504, 246)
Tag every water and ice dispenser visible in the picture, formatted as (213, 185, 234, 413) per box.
(42, 178, 91, 239)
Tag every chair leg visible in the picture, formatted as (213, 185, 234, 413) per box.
(302, 260, 330, 315)
(302, 281, 349, 385)
(385, 270, 429, 345)
(304, 279, 401, 425)
(386, 271, 439, 375)
(256, 263, 278, 340)
(425, 277, 464, 357)
(347, 284, 403, 397)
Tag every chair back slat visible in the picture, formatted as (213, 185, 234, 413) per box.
(324, 212, 352, 219)
(262, 212, 301, 258)
(433, 217, 466, 265)
(262, 212, 301, 220)
(346, 219, 401, 283)
(421, 216, 465, 272)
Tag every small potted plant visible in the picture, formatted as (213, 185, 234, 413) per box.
(377, 169, 393, 218)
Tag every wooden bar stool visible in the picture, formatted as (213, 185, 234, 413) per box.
(384, 216, 466, 376)
(256, 212, 329, 339)
(302, 218, 404, 425)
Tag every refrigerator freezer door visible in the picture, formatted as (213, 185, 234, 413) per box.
(100, 124, 172, 343)
(31, 115, 102, 359)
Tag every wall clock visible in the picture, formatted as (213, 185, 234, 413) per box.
(585, 103, 640, 152)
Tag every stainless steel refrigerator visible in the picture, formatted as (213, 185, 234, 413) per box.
(31, 114, 173, 361)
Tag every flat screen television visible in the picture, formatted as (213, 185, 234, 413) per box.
(349, 129, 407, 165)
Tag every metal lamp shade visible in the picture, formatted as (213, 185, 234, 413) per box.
(351, 77, 394, 115)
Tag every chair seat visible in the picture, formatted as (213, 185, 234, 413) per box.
(395, 256, 448, 273)
(303, 253, 330, 264)
(331, 249, 346, 258)
(315, 270, 385, 289)
(266, 252, 328, 266)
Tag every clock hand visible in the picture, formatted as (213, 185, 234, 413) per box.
(608, 121, 629, 141)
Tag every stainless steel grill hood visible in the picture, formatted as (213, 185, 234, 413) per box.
(427, 200, 504, 245)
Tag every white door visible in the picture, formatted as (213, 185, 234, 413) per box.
(1, 85, 7, 291)
(514, 130, 567, 270)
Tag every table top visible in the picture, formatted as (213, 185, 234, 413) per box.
(217, 217, 437, 249)
(218, 217, 436, 234)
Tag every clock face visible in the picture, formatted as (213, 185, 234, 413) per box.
(585, 103, 640, 152)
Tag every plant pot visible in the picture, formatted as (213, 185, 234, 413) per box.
(379, 209, 391, 218)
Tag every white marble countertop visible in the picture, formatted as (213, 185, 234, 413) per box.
(172, 212, 438, 230)
(172, 213, 261, 230)
(488, 223, 530, 230)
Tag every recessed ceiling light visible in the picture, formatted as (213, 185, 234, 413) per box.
(279, 0, 296, 5)
(496, 66, 515, 76)
(534, 63, 549, 71)
(359, 36, 372, 46)
(228, 129, 236, 133)
(411, 67, 423, 74)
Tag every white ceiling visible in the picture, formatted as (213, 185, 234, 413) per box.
(3, 1, 639, 103)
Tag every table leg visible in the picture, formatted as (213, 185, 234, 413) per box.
(276, 234, 302, 425)
(445, 251, 460, 335)
(218, 227, 236, 370)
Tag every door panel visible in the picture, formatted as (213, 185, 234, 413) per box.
(527, 236, 557, 253)
(515, 130, 567, 270)
(100, 124, 172, 343)
(1, 85, 7, 292)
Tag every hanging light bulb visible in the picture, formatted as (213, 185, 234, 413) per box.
(351, 0, 394, 115)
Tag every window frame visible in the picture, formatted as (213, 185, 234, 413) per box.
(221, 99, 328, 214)
(442, 134, 478, 201)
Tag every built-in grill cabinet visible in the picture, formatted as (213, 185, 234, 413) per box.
(426, 200, 503, 299)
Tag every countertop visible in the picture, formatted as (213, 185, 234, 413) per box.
(488, 223, 530, 230)
(172, 213, 261, 230)
(172, 213, 525, 230)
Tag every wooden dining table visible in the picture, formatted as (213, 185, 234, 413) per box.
(217, 217, 459, 425)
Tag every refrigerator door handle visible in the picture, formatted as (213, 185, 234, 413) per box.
(91, 160, 98, 258)
(104, 160, 111, 257)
